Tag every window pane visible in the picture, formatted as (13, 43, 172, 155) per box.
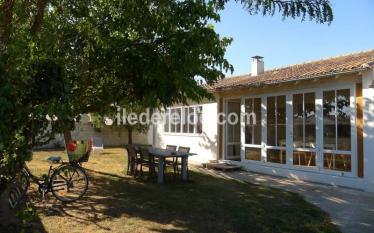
(245, 126, 253, 144)
(182, 107, 188, 133)
(246, 98, 261, 145)
(245, 98, 253, 144)
(293, 94, 303, 148)
(196, 106, 203, 134)
(277, 96, 286, 147)
(324, 153, 351, 172)
(253, 98, 262, 145)
(170, 109, 176, 132)
(227, 144, 241, 159)
(267, 97, 276, 146)
(188, 107, 194, 133)
(245, 147, 261, 161)
(337, 89, 351, 151)
(323, 91, 336, 150)
(164, 109, 169, 132)
(335, 154, 351, 171)
(175, 108, 181, 133)
(304, 92, 316, 148)
(267, 149, 286, 164)
(293, 151, 316, 167)
(227, 101, 241, 143)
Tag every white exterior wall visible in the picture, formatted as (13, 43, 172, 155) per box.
(362, 69, 374, 192)
(153, 102, 218, 163)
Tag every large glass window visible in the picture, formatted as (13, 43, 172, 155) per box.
(245, 98, 262, 161)
(293, 92, 316, 167)
(164, 105, 203, 135)
(267, 95, 286, 164)
(323, 89, 351, 172)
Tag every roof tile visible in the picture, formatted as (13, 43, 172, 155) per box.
(211, 49, 374, 92)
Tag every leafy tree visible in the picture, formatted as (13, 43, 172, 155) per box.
(0, 0, 333, 193)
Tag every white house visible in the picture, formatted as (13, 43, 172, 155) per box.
(153, 49, 374, 192)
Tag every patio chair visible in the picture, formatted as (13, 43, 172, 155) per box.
(125, 144, 140, 177)
(138, 147, 157, 178)
(133, 144, 152, 154)
(92, 136, 104, 154)
(176, 146, 190, 176)
(164, 145, 178, 175)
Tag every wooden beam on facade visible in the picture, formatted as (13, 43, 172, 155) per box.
(356, 82, 364, 178)
(218, 97, 224, 160)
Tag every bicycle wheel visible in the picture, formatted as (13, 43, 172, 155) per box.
(50, 164, 88, 202)
(12, 168, 30, 197)
(8, 168, 30, 208)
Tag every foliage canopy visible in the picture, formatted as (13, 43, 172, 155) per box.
(0, 0, 333, 192)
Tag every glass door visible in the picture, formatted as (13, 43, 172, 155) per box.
(292, 92, 317, 167)
(244, 97, 262, 161)
(226, 99, 241, 161)
(266, 95, 287, 164)
(322, 88, 353, 173)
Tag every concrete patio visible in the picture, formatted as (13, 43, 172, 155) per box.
(197, 167, 374, 233)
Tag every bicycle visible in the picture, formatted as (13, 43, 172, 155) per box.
(9, 141, 91, 208)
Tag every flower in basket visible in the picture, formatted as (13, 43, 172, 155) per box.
(68, 141, 77, 152)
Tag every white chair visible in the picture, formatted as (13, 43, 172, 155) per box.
(92, 136, 104, 154)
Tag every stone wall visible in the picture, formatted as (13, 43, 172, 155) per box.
(38, 114, 151, 149)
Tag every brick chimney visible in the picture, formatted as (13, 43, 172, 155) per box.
(251, 56, 264, 76)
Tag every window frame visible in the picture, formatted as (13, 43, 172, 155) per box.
(163, 105, 203, 136)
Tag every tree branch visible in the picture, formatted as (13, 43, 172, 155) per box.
(236, 0, 333, 24)
(30, 0, 49, 36)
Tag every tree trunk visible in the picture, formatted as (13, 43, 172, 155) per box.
(63, 130, 72, 148)
(128, 128, 133, 144)
(0, 0, 15, 52)
(30, 0, 49, 36)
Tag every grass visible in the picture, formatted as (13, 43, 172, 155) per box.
(22, 148, 340, 233)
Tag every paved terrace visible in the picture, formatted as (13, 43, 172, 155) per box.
(197, 167, 374, 233)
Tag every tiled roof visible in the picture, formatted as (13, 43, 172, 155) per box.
(211, 49, 374, 92)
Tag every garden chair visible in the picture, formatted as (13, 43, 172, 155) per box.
(92, 136, 104, 154)
(164, 145, 178, 175)
(125, 144, 139, 177)
(176, 146, 190, 175)
(138, 147, 157, 178)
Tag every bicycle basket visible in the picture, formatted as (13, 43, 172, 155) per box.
(67, 142, 87, 162)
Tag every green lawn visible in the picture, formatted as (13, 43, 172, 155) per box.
(23, 148, 339, 233)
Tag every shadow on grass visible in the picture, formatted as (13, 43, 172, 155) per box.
(27, 167, 341, 233)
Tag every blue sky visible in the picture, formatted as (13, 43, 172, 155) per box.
(214, 0, 374, 76)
